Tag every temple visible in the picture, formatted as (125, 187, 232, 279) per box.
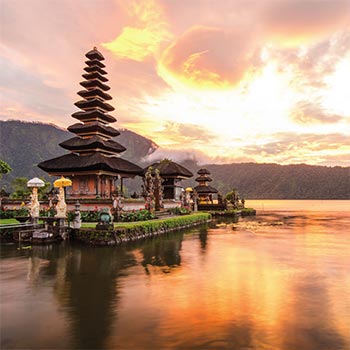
(145, 160, 193, 200)
(194, 168, 218, 203)
(38, 48, 142, 198)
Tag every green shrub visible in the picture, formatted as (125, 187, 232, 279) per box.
(119, 209, 156, 222)
(115, 213, 211, 235)
(169, 207, 191, 215)
(0, 207, 29, 218)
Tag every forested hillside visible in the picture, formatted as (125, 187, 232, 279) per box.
(205, 163, 349, 199)
(176, 161, 349, 200)
(1, 120, 349, 199)
(0, 120, 157, 190)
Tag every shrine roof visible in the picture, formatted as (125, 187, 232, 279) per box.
(74, 99, 115, 112)
(77, 88, 112, 101)
(38, 153, 142, 175)
(145, 160, 193, 178)
(68, 122, 120, 137)
(71, 110, 116, 123)
(197, 168, 211, 175)
(194, 185, 218, 194)
(85, 48, 105, 61)
(195, 175, 213, 182)
(60, 136, 126, 153)
(80, 79, 110, 91)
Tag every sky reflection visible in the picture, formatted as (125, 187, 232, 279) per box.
(1, 210, 349, 349)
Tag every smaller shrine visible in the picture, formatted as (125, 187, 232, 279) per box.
(194, 168, 219, 204)
(144, 160, 193, 200)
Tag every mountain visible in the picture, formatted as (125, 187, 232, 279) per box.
(180, 160, 350, 199)
(1, 120, 349, 199)
(0, 120, 157, 190)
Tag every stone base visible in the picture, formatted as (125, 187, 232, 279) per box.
(95, 223, 114, 231)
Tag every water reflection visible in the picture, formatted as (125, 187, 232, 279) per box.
(59, 246, 137, 349)
(198, 226, 208, 252)
(1, 210, 350, 349)
(141, 233, 184, 274)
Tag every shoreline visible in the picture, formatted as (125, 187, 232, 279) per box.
(71, 213, 212, 246)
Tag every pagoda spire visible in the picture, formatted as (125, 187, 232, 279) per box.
(38, 47, 142, 199)
(60, 47, 126, 156)
(194, 168, 218, 201)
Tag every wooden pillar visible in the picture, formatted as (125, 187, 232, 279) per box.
(96, 175, 100, 197)
(101, 176, 104, 198)
(120, 177, 124, 197)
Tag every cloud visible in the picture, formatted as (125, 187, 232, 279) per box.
(290, 101, 343, 124)
(143, 147, 206, 164)
(159, 122, 215, 144)
(259, 0, 350, 45)
(0, 56, 72, 125)
(102, 0, 172, 62)
(159, 25, 260, 89)
(270, 31, 350, 89)
(317, 154, 350, 166)
(141, 131, 350, 166)
(240, 132, 350, 165)
(158, 0, 350, 90)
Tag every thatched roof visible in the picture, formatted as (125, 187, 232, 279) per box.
(38, 153, 142, 175)
(145, 160, 193, 178)
(82, 72, 108, 82)
(194, 185, 218, 194)
(80, 79, 110, 91)
(85, 59, 105, 68)
(74, 99, 114, 112)
(60, 136, 126, 153)
(71, 110, 116, 123)
(85, 48, 105, 61)
(77, 88, 112, 101)
(68, 122, 120, 137)
(195, 175, 213, 182)
(197, 168, 211, 175)
(83, 66, 107, 75)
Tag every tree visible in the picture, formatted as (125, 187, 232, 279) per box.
(38, 178, 52, 199)
(153, 169, 164, 211)
(143, 167, 155, 212)
(0, 160, 12, 178)
(10, 177, 31, 199)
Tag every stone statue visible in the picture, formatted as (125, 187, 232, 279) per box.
(73, 201, 81, 229)
(29, 187, 40, 218)
(55, 187, 67, 218)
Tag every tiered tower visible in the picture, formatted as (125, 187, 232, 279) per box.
(194, 168, 218, 203)
(39, 48, 142, 198)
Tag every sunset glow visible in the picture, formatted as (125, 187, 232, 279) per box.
(1, 0, 349, 165)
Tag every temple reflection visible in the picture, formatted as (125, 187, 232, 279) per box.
(23, 244, 137, 349)
(141, 233, 184, 273)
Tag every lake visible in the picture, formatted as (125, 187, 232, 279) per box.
(1, 200, 349, 349)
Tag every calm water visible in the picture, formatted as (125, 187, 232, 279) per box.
(1, 200, 350, 350)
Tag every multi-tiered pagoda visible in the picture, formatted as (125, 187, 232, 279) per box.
(39, 48, 142, 198)
(194, 168, 218, 203)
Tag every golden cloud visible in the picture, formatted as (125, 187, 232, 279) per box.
(158, 26, 259, 90)
(103, 0, 171, 62)
(259, 0, 350, 46)
(290, 101, 343, 124)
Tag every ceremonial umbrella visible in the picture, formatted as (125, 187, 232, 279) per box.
(54, 176, 72, 188)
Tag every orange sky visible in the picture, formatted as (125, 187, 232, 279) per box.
(1, 0, 349, 166)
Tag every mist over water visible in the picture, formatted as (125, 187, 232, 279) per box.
(1, 200, 349, 350)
